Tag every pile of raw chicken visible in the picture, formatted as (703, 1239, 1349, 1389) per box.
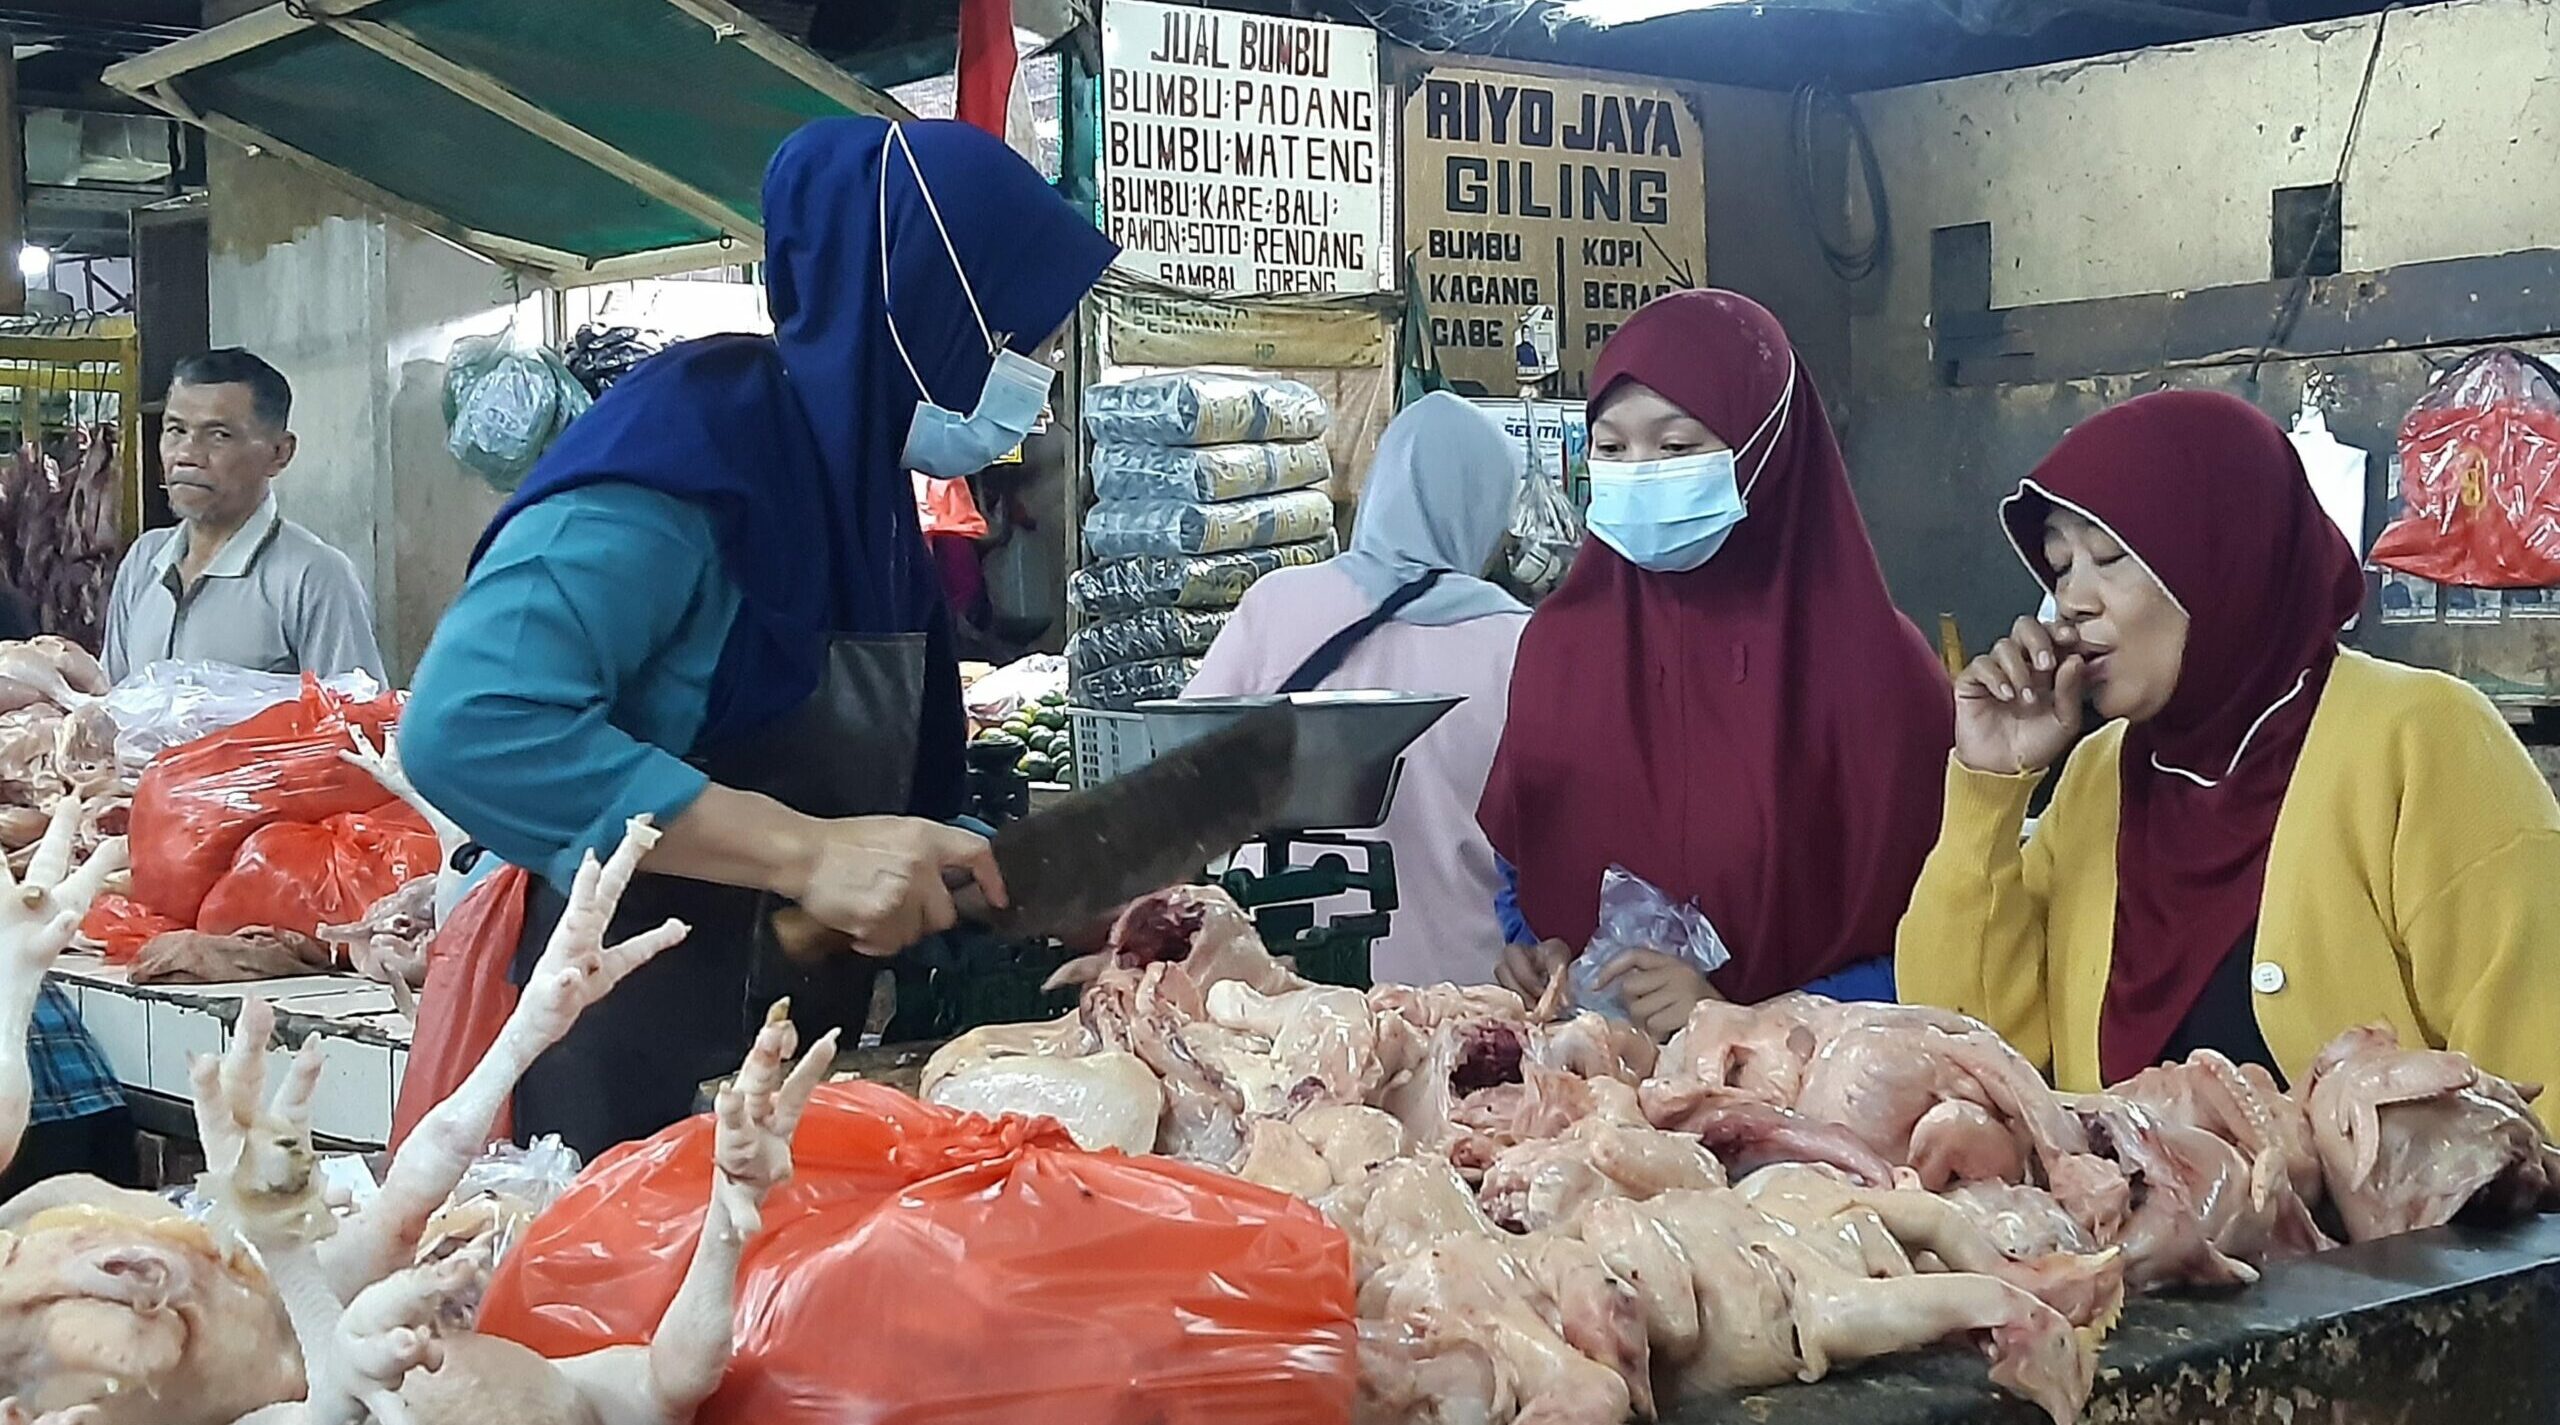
(0, 638, 124, 875)
(926, 885, 2560, 1425)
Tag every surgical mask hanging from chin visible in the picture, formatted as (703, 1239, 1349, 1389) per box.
(1584, 356, 1795, 574)
(880, 123, 1058, 479)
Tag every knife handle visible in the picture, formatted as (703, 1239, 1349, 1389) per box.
(770, 872, 998, 962)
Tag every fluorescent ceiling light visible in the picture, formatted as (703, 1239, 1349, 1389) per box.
(1552, 0, 1752, 26)
(16, 246, 50, 281)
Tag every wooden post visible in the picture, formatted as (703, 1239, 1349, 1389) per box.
(0, 36, 24, 317)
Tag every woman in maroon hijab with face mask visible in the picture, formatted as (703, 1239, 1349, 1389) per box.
(1899, 389, 2560, 1097)
(1481, 291, 1954, 1040)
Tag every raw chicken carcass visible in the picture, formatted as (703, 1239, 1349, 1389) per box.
(2298, 1024, 2560, 1241)
(2069, 1097, 2269, 1291)
(1573, 1188, 2094, 1425)
(128, 927, 331, 985)
(318, 876, 437, 992)
(1203, 979, 1390, 1107)
(1638, 1079, 1898, 1187)
(1477, 1116, 1724, 1233)
(1379, 1014, 1533, 1154)
(925, 1048, 1163, 1153)
(2116, 1049, 2322, 1210)
(1044, 884, 1304, 997)
(0, 645, 92, 720)
(1449, 1064, 1644, 1176)
(1358, 1232, 1637, 1425)
(1736, 1164, 2126, 1330)
(1, 800, 125, 1176)
(1791, 1018, 2090, 1183)
(220, 1003, 834, 1425)
(1233, 1105, 1407, 1199)
(0, 1193, 301, 1425)
(918, 1012, 1094, 1097)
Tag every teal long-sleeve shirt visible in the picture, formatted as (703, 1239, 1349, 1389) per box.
(402, 483, 743, 891)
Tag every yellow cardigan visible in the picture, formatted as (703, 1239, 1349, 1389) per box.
(1897, 650, 2560, 1096)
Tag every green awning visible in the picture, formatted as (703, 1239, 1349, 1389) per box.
(105, 0, 908, 283)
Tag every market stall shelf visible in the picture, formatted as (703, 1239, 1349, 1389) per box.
(46, 948, 410, 1147)
(1665, 1216, 2560, 1424)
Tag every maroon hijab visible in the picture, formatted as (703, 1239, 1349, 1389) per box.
(1479, 291, 1953, 1003)
(1999, 391, 2363, 1083)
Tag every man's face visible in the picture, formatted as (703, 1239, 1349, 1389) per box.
(160, 380, 293, 528)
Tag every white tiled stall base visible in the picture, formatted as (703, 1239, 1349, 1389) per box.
(48, 951, 412, 1148)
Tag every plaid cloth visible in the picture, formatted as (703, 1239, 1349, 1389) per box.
(27, 980, 124, 1123)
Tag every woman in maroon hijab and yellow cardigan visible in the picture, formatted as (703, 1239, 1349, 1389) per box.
(1898, 390, 2560, 1096)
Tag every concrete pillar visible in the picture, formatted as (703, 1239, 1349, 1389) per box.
(205, 139, 515, 680)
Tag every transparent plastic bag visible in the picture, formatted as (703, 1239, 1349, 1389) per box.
(961, 653, 1067, 727)
(419, 1134, 584, 1272)
(1084, 371, 1332, 446)
(443, 332, 594, 492)
(1092, 438, 1333, 503)
(106, 660, 383, 775)
(1070, 656, 1202, 711)
(1083, 488, 1336, 560)
(2370, 349, 2560, 587)
(1067, 541, 1337, 617)
(1066, 608, 1231, 677)
(1509, 459, 1586, 598)
(1569, 865, 1732, 1022)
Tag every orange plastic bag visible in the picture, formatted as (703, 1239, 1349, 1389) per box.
(129, 681, 409, 923)
(2372, 349, 2560, 587)
(391, 865, 528, 1150)
(81, 894, 186, 964)
(194, 803, 439, 940)
(480, 1084, 1357, 1425)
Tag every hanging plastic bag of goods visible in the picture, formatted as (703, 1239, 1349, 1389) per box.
(2369, 349, 2560, 587)
(479, 1081, 1357, 1425)
(444, 332, 595, 491)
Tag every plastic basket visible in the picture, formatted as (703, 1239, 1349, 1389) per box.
(1071, 707, 1155, 787)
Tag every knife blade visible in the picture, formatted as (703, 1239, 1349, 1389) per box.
(772, 703, 1296, 956)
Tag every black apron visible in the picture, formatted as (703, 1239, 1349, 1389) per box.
(510, 633, 932, 1159)
(1277, 569, 1447, 693)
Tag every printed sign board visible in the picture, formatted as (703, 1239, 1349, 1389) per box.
(1407, 65, 1707, 396)
(1099, 0, 1387, 296)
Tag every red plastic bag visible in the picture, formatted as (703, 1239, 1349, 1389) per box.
(913, 471, 990, 539)
(129, 681, 408, 924)
(194, 804, 438, 940)
(2371, 349, 2560, 587)
(391, 865, 528, 1150)
(81, 894, 185, 964)
(480, 1083, 1357, 1425)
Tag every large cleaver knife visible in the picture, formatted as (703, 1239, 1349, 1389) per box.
(772, 703, 1296, 957)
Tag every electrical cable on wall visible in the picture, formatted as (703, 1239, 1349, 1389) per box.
(2247, 5, 2394, 385)
(1791, 84, 1891, 284)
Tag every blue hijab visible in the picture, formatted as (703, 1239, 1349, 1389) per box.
(477, 118, 1116, 775)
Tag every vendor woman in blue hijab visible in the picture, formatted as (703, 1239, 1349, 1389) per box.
(401, 117, 1116, 1155)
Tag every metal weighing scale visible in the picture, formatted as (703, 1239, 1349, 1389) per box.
(883, 690, 1460, 1040)
(1137, 690, 1461, 991)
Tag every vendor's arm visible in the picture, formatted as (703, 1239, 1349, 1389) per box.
(403, 484, 1002, 956)
(402, 483, 736, 891)
(2388, 678, 2560, 1097)
(1897, 616, 2084, 1069)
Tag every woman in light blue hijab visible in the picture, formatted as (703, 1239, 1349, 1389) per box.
(1187, 392, 1531, 984)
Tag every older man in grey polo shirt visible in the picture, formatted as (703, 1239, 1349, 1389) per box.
(102, 349, 385, 684)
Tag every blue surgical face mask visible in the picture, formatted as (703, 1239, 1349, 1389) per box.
(881, 123, 1057, 479)
(1584, 357, 1795, 574)
(1586, 451, 1747, 572)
